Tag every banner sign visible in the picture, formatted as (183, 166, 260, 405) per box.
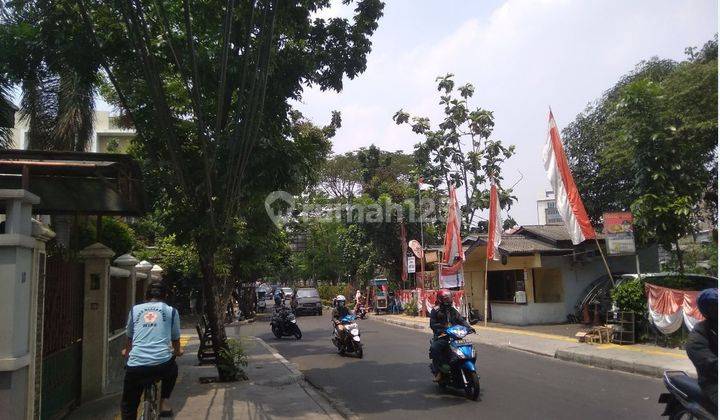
(396, 289, 465, 315)
(645, 283, 704, 334)
(603, 212, 636, 255)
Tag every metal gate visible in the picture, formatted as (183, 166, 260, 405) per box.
(41, 256, 84, 420)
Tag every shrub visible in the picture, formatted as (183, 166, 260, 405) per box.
(68, 217, 136, 256)
(611, 279, 646, 314)
(217, 338, 248, 381)
(317, 284, 347, 302)
(404, 298, 419, 316)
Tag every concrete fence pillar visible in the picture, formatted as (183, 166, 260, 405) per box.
(0, 189, 40, 420)
(28, 220, 55, 420)
(135, 260, 153, 301)
(114, 254, 139, 315)
(78, 242, 115, 402)
(151, 264, 163, 282)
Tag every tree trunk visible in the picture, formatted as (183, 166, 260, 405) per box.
(674, 240, 685, 274)
(199, 250, 236, 381)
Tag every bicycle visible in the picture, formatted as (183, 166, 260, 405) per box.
(139, 379, 161, 420)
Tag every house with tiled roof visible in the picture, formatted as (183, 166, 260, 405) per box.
(460, 225, 658, 325)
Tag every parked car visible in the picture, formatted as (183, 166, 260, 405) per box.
(293, 288, 322, 316)
(281, 287, 294, 300)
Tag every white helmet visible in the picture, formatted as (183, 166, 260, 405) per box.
(336, 295, 346, 305)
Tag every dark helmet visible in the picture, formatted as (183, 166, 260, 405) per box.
(697, 288, 718, 322)
(146, 281, 167, 300)
(436, 289, 452, 308)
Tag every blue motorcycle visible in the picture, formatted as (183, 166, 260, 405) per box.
(430, 325, 479, 400)
(333, 314, 363, 358)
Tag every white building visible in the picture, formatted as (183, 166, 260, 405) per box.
(11, 110, 135, 153)
(536, 190, 563, 225)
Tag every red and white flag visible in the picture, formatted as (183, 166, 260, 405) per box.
(542, 110, 596, 245)
(487, 181, 502, 261)
(441, 186, 465, 288)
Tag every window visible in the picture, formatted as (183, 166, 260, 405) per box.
(296, 289, 319, 298)
(533, 268, 563, 303)
(488, 270, 525, 302)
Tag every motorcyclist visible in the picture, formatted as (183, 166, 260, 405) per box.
(332, 295, 351, 336)
(686, 288, 718, 406)
(273, 288, 283, 308)
(429, 289, 473, 382)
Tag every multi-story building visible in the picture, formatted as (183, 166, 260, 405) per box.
(11, 110, 135, 153)
(536, 190, 563, 225)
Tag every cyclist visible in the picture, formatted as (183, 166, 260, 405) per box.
(121, 281, 183, 419)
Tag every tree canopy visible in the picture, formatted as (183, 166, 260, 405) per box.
(1, 0, 384, 379)
(393, 74, 516, 232)
(562, 37, 718, 270)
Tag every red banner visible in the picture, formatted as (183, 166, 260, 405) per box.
(396, 289, 465, 316)
(645, 283, 704, 334)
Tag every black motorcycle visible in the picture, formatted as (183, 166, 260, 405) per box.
(659, 371, 717, 420)
(271, 307, 302, 340)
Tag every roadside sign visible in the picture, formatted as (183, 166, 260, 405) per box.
(408, 240, 424, 258)
(407, 255, 416, 273)
(603, 212, 636, 255)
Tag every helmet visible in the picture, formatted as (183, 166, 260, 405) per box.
(146, 281, 167, 300)
(697, 288, 717, 322)
(436, 289, 452, 308)
(336, 295, 346, 307)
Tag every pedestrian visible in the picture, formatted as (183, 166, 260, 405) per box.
(188, 292, 196, 315)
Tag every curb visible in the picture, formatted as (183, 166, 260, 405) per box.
(554, 349, 676, 378)
(372, 315, 678, 379)
(252, 337, 356, 420)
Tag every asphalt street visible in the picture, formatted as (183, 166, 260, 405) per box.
(241, 307, 667, 420)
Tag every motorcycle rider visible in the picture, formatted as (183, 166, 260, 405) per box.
(429, 289, 474, 382)
(273, 288, 283, 308)
(686, 288, 718, 406)
(332, 295, 351, 337)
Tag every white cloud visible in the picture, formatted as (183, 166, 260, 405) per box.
(297, 0, 718, 224)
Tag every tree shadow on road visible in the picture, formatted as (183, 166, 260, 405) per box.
(300, 359, 485, 416)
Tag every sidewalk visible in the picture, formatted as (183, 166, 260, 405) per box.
(68, 333, 343, 420)
(374, 313, 695, 378)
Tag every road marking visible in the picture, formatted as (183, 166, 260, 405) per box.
(595, 343, 686, 359)
(386, 315, 686, 358)
(473, 325, 578, 343)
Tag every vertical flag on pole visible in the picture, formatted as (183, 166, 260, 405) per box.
(542, 109, 596, 245)
(487, 181, 502, 261)
(400, 222, 408, 285)
(441, 186, 465, 288)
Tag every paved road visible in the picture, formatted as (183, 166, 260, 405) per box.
(241, 308, 666, 420)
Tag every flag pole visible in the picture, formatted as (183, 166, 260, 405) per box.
(595, 236, 614, 282)
(483, 251, 489, 327)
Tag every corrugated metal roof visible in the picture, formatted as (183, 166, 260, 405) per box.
(468, 233, 572, 255)
(517, 224, 605, 243)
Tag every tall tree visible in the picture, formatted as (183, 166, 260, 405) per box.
(319, 151, 362, 202)
(393, 74, 516, 233)
(563, 37, 718, 270)
(1, 0, 384, 379)
(1, 1, 98, 150)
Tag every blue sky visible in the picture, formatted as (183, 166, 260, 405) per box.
(294, 0, 718, 225)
